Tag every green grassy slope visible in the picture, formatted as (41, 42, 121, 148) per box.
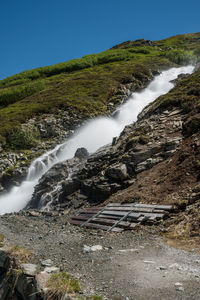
(0, 32, 199, 149)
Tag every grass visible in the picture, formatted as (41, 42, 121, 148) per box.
(46, 272, 81, 300)
(88, 296, 103, 300)
(0, 79, 47, 107)
(0, 32, 199, 149)
(0, 234, 5, 247)
(6, 245, 34, 263)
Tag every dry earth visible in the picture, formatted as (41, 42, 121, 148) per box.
(0, 212, 200, 300)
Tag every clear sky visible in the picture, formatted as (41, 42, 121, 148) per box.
(0, 0, 199, 79)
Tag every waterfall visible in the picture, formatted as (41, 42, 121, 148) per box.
(0, 65, 194, 214)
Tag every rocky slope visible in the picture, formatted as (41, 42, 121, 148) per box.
(0, 33, 200, 300)
(0, 32, 200, 192)
(26, 67, 200, 245)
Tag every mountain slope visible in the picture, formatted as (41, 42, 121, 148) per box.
(0, 32, 199, 150)
(26, 66, 200, 248)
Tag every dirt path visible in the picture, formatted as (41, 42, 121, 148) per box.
(0, 213, 200, 299)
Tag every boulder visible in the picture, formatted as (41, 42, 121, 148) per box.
(74, 147, 89, 160)
(61, 179, 80, 197)
(105, 163, 128, 181)
(21, 264, 38, 276)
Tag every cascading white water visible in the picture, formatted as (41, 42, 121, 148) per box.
(0, 65, 194, 214)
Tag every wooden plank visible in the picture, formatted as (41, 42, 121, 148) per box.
(81, 209, 165, 220)
(80, 206, 107, 227)
(81, 209, 142, 220)
(130, 223, 140, 229)
(71, 215, 131, 228)
(69, 219, 123, 232)
(106, 203, 173, 211)
(79, 211, 164, 222)
(84, 206, 166, 214)
(79, 213, 121, 220)
(137, 215, 147, 222)
(107, 207, 138, 232)
(79, 213, 150, 222)
(78, 213, 148, 223)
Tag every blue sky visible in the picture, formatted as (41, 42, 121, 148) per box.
(0, 0, 199, 79)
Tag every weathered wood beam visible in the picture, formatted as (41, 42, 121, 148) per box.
(69, 220, 123, 232)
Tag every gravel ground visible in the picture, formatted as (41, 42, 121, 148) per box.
(0, 212, 200, 300)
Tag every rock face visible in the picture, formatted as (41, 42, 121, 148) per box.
(28, 102, 188, 210)
(0, 250, 40, 300)
(3, 68, 200, 222)
(0, 69, 153, 194)
(26, 68, 200, 213)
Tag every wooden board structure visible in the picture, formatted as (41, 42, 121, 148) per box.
(70, 202, 173, 232)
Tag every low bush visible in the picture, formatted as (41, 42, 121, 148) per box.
(0, 80, 46, 107)
(161, 49, 196, 65)
(8, 124, 40, 149)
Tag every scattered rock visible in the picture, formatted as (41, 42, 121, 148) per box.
(119, 249, 139, 253)
(156, 266, 168, 270)
(83, 245, 103, 253)
(41, 259, 53, 267)
(44, 266, 60, 273)
(21, 263, 38, 276)
(143, 260, 155, 264)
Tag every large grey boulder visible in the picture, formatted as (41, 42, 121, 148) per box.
(105, 163, 128, 181)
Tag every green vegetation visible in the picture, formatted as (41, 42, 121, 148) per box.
(0, 234, 5, 247)
(47, 272, 81, 299)
(88, 296, 103, 300)
(0, 32, 199, 149)
(0, 80, 47, 107)
(161, 50, 195, 65)
(8, 124, 40, 149)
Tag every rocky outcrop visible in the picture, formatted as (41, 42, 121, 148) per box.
(28, 102, 187, 210)
(0, 70, 154, 194)
(0, 250, 41, 300)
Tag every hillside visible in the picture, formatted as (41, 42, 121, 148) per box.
(0, 32, 200, 300)
(0, 32, 199, 151)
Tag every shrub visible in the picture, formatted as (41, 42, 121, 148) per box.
(128, 47, 150, 54)
(0, 80, 46, 107)
(8, 124, 40, 149)
(193, 47, 200, 57)
(162, 49, 196, 65)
